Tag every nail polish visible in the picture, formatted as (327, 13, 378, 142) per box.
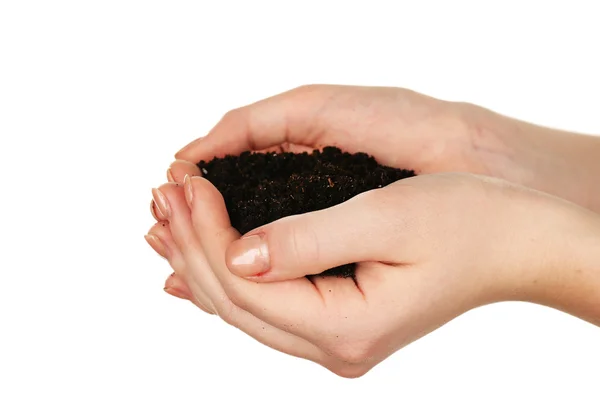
(227, 234, 271, 277)
(150, 199, 159, 220)
(184, 175, 193, 208)
(151, 188, 171, 219)
(166, 168, 175, 183)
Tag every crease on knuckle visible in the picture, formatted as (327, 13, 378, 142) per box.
(213, 297, 237, 326)
(219, 277, 251, 312)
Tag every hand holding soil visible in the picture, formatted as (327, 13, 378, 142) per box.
(146, 85, 600, 377)
(173, 84, 600, 212)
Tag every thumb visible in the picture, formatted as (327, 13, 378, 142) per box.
(224, 191, 393, 282)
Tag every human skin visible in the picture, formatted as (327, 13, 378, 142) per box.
(147, 172, 600, 378)
(144, 85, 600, 376)
(172, 85, 600, 213)
(154, 84, 600, 301)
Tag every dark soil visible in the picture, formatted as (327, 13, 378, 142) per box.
(197, 146, 415, 278)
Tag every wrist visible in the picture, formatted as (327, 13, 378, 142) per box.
(510, 202, 600, 325)
(517, 121, 600, 213)
(457, 102, 600, 212)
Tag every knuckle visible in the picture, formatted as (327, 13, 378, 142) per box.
(326, 338, 374, 366)
(292, 83, 322, 94)
(351, 189, 396, 225)
(212, 296, 238, 325)
(289, 84, 332, 102)
(222, 281, 250, 311)
(271, 217, 321, 272)
(291, 222, 319, 264)
(221, 107, 243, 122)
(329, 364, 370, 379)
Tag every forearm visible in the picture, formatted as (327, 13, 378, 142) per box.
(471, 105, 600, 213)
(517, 122, 600, 213)
(519, 205, 600, 327)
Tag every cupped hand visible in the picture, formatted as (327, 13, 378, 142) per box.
(146, 172, 600, 377)
(159, 85, 600, 301)
(172, 85, 516, 178)
(159, 84, 501, 299)
(170, 84, 600, 212)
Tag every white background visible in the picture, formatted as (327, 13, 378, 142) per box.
(1, 1, 599, 400)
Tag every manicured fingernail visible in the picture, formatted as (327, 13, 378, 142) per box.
(150, 199, 159, 220)
(164, 286, 189, 300)
(166, 168, 175, 183)
(151, 188, 171, 219)
(226, 234, 270, 277)
(183, 175, 193, 208)
(145, 234, 168, 259)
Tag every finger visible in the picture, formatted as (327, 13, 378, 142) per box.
(153, 183, 223, 303)
(256, 145, 284, 154)
(147, 220, 184, 274)
(168, 160, 202, 184)
(224, 190, 395, 282)
(149, 199, 161, 222)
(164, 271, 216, 314)
(256, 143, 315, 154)
(174, 85, 335, 162)
(164, 273, 193, 300)
(164, 273, 216, 315)
(185, 175, 328, 342)
(280, 143, 315, 153)
(147, 219, 215, 312)
(216, 305, 325, 363)
(161, 180, 326, 361)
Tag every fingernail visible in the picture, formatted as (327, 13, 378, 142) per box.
(164, 286, 189, 300)
(151, 188, 171, 219)
(226, 234, 270, 277)
(150, 199, 159, 220)
(166, 168, 175, 183)
(183, 175, 193, 208)
(145, 234, 168, 259)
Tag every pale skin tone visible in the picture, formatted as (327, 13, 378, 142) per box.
(145, 85, 600, 377)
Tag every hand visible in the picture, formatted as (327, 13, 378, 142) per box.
(147, 172, 600, 377)
(173, 84, 507, 178)
(158, 84, 600, 302)
(171, 84, 600, 212)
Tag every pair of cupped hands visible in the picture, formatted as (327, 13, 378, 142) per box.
(146, 85, 600, 377)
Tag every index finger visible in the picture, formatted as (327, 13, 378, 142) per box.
(174, 85, 334, 163)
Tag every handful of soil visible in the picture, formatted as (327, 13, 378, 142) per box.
(197, 146, 415, 278)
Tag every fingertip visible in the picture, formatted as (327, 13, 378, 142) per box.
(164, 272, 178, 287)
(164, 286, 190, 300)
(174, 137, 204, 160)
(164, 274, 193, 300)
(145, 234, 167, 259)
(189, 175, 223, 204)
(169, 160, 202, 184)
